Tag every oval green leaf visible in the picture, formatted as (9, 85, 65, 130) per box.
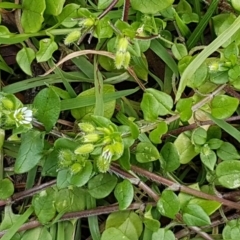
(114, 179, 134, 210)
(16, 47, 35, 76)
(33, 88, 61, 132)
(216, 160, 240, 189)
(14, 130, 45, 173)
(88, 173, 118, 199)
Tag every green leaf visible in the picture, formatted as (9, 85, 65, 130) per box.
(149, 122, 168, 144)
(217, 142, 240, 160)
(33, 88, 61, 132)
(101, 228, 131, 240)
(57, 169, 70, 189)
(88, 173, 118, 199)
(182, 204, 211, 226)
(216, 160, 240, 189)
(105, 211, 143, 238)
(223, 219, 240, 240)
(160, 142, 180, 172)
(0, 179, 14, 200)
(157, 190, 180, 219)
(207, 138, 223, 150)
(192, 127, 207, 145)
(200, 146, 216, 171)
(174, 133, 198, 164)
(141, 88, 173, 121)
(71, 84, 116, 120)
(97, 0, 123, 9)
(0, 206, 21, 233)
(55, 187, 85, 213)
(176, 14, 240, 101)
(57, 4, 80, 27)
(0, 207, 33, 240)
(22, 227, 52, 240)
(143, 205, 160, 232)
(95, 17, 113, 39)
(176, 97, 193, 122)
(36, 38, 58, 62)
(131, 0, 174, 14)
(211, 95, 239, 119)
(21, 0, 46, 33)
(32, 188, 56, 224)
(42, 149, 59, 177)
(152, 228, 175, 240)
(45, 0, 65, 15)
(16, 47, 35, 76)
(114, 179, 134, 210)
(136, 142, 160, 163)
(14, 130, 45, 173)
(0, 55, 13, 74)
(187, 62, 208, 88)
(171, 43, 188, 60)
(188, 199, 221, 216)
(68, 161, 93, 187)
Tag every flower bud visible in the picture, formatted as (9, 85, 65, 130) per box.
(82, 133, 100, 143)
(1, 98, 15, 110)
(64, 30, 81, 45)
(79, 18, 95, 28)
(78, 122, 95, 133)
(122, 51, 131, 69)
(97, 155, 111, 173)
(74, 143, 94, 154)
(70, 162, 82, 175)
(115, 51, 124, 69)
(117, 37, 129, 53)
(58, 149, 74, 168)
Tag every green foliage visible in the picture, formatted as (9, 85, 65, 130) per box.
(1, 0, 240, 239)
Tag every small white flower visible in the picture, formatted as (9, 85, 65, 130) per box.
(13, 107, 33, 125)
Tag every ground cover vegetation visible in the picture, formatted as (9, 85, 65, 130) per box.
(1, 0, 240, 239)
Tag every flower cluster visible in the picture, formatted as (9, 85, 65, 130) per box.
(57, 117, 124, 174)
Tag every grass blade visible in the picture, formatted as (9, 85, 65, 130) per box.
(60, 87, 139, 110)
(150, 39, 179, 77)
(207, 113, 240, 142)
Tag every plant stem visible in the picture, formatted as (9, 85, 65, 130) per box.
(129, 164, 240, 210)
(97, 0, 120, 19)
(0, 202, 153, 237)
(122, 0, 130, 22)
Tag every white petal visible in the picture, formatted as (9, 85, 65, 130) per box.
(24, 110, 33, 117)
(21, 120, 30, 124)
(24, 117, 32, 122)
(21, 107, 28, 112)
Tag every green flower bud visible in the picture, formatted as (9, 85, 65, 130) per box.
(117, 37, 129, 53)
(122, 51, 131, 69)
(64, 30, 81, 45)
(58, 149, 74, 168)
(78, 122, 95, 133)
(97, 155, 111, 173)
(82, 133, 100, 143)
(74, 143, 94, 155)
(79, 18, 95, 28)
(70, 162, 82, 175)
(112, 141, 124, 156)
(1, 98, 14, 110)
(115, 51, 124, 69)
